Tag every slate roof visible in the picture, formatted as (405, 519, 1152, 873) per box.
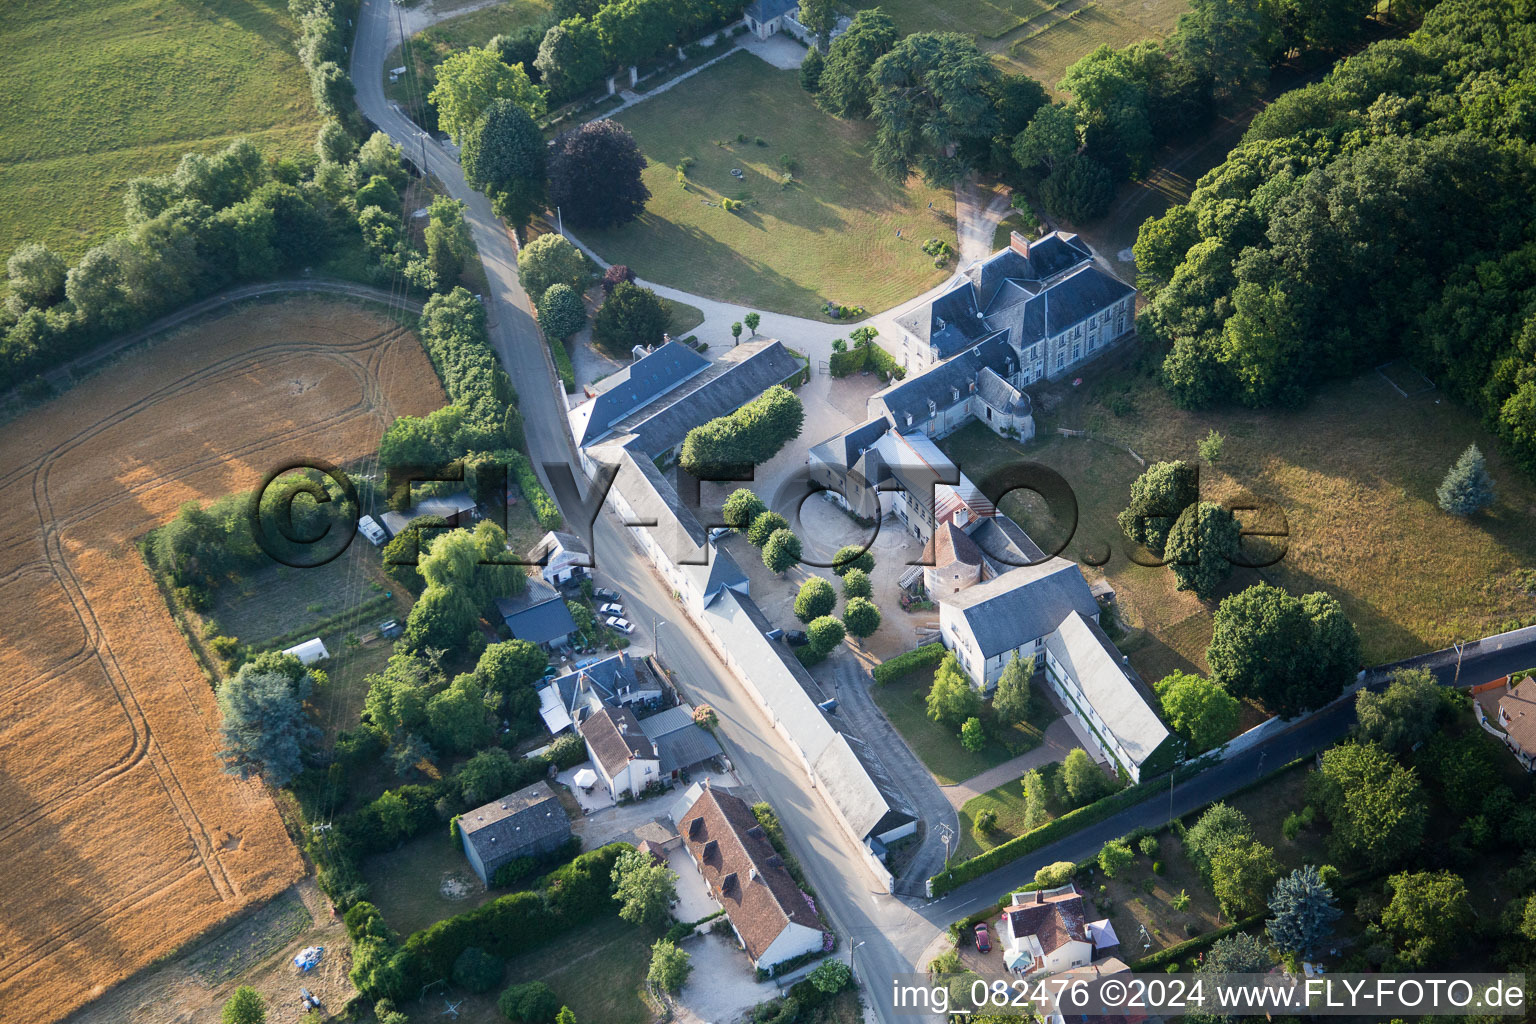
(944, 558, 1098, 657)
(608, 341, 803, 459)
(677, 786, 821, 964)
(494, 577, 578, 645)
(639, 707, 725, 775)
(967, 515, 1047, 574)
(1045, 611, 1171, 769)
(746, 0, 798, 22)
(525, 530, 589, 565)
(969, 233, 1094, 308)
(807, 416, 890, 473)
(459, 780, 570, 857)
(867, 431, 958, 510)
(811, 732, 916, 840)
(974, 365, 1030, 416)
(580, 705, 656, 778)
(571, 341, 709, 447)
(380, 491, 478, 538)
(873, 334, 1016, 432)
(553, 652, 659, 711)
(1004, 885, 1089, 956)
(1499, 676, 1536, 753)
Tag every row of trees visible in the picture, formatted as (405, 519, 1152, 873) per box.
(1135, 0, 1536, 477)
(929, 651, 1042, 756)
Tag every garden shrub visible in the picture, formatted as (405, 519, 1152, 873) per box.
(872, 642, 945, 684)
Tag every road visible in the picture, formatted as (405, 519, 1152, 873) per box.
(350, 4, 942, 1019)
(350, 6, 1536, 1018)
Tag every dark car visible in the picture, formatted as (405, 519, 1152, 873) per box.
(784, 629, 809, 647)
(974, 922, 991, 953)
(594, 587, 620, 601)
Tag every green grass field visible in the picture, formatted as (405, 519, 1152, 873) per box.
(854, 0, 1188, 94)
(583, 52, 957, 318)
(871, 666, 1046, 786)
(938, 351, 1536, 678)
(0, 0, 325, 261)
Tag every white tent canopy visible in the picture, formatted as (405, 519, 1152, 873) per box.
(281, 638, 330, 666)
(573, 767, 598, 790)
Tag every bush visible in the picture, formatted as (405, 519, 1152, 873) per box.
(1139, 835, 1159, 857)
(499, 980, 560, 1023)
(505, 450, 562, 528)
(974, 809, 998, 833)
(1098, 838, 1134, 877)
(452, 946, 504, 992)
(807, 958, 851, 993)
(536, 283, 586, 342)
(1034, 861, 1075, 887)
(872, 642, 946, 685)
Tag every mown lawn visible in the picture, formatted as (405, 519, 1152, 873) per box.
(585, 51, 957, 318)
(0, 0, 323, 261)
(364, 831, 498, 938)
(938, 352, 1536, 676)
(871, 666, 1046, 786)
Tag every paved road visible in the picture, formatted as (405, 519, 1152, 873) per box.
(350, 5, 942, 1021)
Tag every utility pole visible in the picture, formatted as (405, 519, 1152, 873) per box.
(1453, 639, 1467, 686)
(937, 822, 954, 866)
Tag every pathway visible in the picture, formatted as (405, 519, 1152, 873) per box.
(591, 45, 746, 121)
(953, 176, 1014, 264)
(939, 715, 1079, 811)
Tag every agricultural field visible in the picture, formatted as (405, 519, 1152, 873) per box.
(0, 0, 324, 262)
(0, 297, 443, 1022)
(937, 350, 1536, 679)
(585, 52, 958, 318)
(853, 0, 1188, 94)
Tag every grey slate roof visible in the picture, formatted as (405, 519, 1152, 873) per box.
(969, 233, 1093, 308)
(380, 491, 478, 538)
(945, 558, 1098, 658)
(1046, 611, 1171, 769)
(572, 341, 709, 447)
(811, 731, 916, 840)
(525, 530, 588, 564)
(494, 577, 578, 645)
(873, 334, 1016, 432)
(974, 365, 1030, 416)
(553, 652, 658, 713)
(746, 0, 797, 21)
(620, 341, 803, 458)
(639, 706, 725, 774)
(967, 515, 1047, 574)
(807, 416, 890, 473)
(459, 780, 570, 857)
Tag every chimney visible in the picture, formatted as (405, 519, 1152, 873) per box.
(749, 867, 759, 882)
(1034, 890, 1043, 904)
(1010, 231, 1031, 258)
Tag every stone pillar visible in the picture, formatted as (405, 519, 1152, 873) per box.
(607, 75, 617, 95)
(629, 65, 638, 86)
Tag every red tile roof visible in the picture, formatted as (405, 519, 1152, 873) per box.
(1499, 676, 1536, 753)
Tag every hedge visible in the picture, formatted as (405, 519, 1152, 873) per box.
(873, 642, 946, 685)
(505, 450, 562, 529)
(547, 334, 576, 394)
(1128, 912, 1265, 972)
(929, 761, 1206, 895)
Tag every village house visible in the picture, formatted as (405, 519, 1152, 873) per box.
(1496, 676, 1536, 770)
(494, 576, 578, 650)
(456, 780, 572, 886)
(939, 557, 1100, 687)
(1000, 884, 1119, 977)
(579, 704, 661, 799)
(525, 530, 590, 589)
(672, 784, 825, 971)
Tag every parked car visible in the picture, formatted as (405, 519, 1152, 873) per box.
(378, 619, 402, 639)
(594, 587, 620, 601)
(605, 616, 634, 634)
(784, 629, 809, 647)
(708, 526, 730, 541)
(542, 664, 559, 679)
(975, 922, 991, 953)
(599, 602, 624, 616)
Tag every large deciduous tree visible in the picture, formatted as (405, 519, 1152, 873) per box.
(537, 283, 587, 341)
(1164, 501, 1241, 599)
(1207, 583, 1358, 717)
(535, 17, 607, 101)
(1311, 742, 1426, 869)
(612, 848, 677, 926)
(842, 596, 881, 640)
(461, 98, 548, 228)
(926, 653, 981, 729)
(816, 9, 898, 118)
(722, 488, 768, 531)
(1117, 460, 1199, 557)
(1154, 671, 1239, 753)
(868, 32, 1000, 186)
(1380, 870, 1471, 968)
(1353, 667, 1443, 754)
(516, 232, 590, 305)
(431, 46, 547, 143)
(592, 281, 669, 353)
(762, 529, 802, 574)
(548, 120, 650, 229)
(794, 576, 837, 622)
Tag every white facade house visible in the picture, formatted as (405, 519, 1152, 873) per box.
(1001, 885, 1119, 977)
(938, 559, 1100, 688)
(579, 705, 660, 799)
(525, 530, 590, 587)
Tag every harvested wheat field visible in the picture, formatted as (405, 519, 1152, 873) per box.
(0, 297, 443, 1022)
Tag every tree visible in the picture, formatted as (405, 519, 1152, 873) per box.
(842, 596, 881, 640)
(431, 47, 547, 143)
(556, 1009, 577, 1024)
(1380, 870, 1471, 968)
(722, 488, 768, 531)
(537, 283, 586, 340)
(216, 665, 320, 787)
(1266, 865, 1341, 959)
(1312, 742, 1426, 868)
(927, 653, 982, 728)
(762, 529, 802, 574)
(1012, 104, 1078, 174)
(1200, 931, 1273, 975)
(462, 99, 547, 227)
(831, 545, 874, 575)
(612, 848, 677, 926)
(1155, 671, 1238, 753)
(808, 958, 851, 994)
(817, 9, 898, 118)
(807, 615, 846, 656)
(1117, 460, 1199, 557)
(647, 939, 692, 993)
(535, 17, 606, 100)
(747, 511, 789, 547)
(868, 33, 1000, 186)
(960, 716, 985, 752)
(1040, 153, 1114, 223)
(1021, 768, 1050, 830)
(1184, 802, 1253, 879)
(1198, 428, 1225, 463)
(794, 576, 837, 622)
(593, 281, 669, 353)
(457, 748, 522, 804)
(744, 311, 761, 336)
(1165, 501, 1241, 599)
(1211, 839, 1279, 917)
(1207, 584, 1359, 718)
(1061, 747, 1111, 807)
(516, 233, 589, 305)
(1436, 443, 1495, 516)
(1098, 838, 1133, 877)
(798, 0, 836, 49)
(799, 45, 825, 92)
(499, 980, 561, 1023)
(426, 673, 493, 755)
(6, 242, 67, 312)
(1035, 861, 1075, 887)
(453, 946, 504, 993)
(221, 987, 267, 1024)
(679, 385, 805, 478)
(548, 120, 651, 230)
(601, 263, 636, 295)
(1171, 0, 1278, 101)
(425, 196, 474, 288)
(1354, 667, 1442, 754)
(992, 654, 1036, 726)
(730, 321, 743, 344)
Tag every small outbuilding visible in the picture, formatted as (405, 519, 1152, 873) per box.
(281, 638, 329, 666)
(458, 780, 571, 886)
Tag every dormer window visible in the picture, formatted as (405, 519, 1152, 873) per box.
(950, 386, 960, 403)
(927, 399, 937, 416)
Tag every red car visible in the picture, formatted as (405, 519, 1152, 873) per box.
(974, 922, 991, 953)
